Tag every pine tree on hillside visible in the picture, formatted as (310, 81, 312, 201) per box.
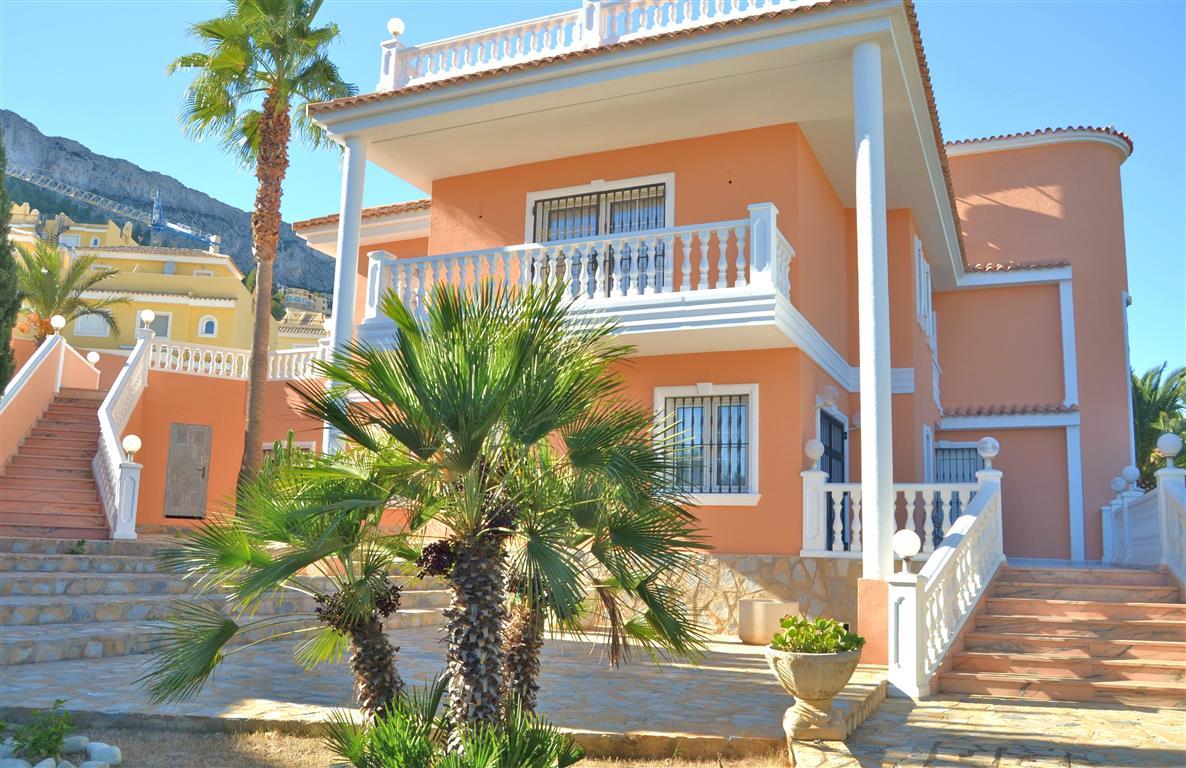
(0, 130, 21, 391)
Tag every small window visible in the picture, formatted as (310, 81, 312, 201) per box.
(934, 443, 984, 484)
(659, 388, 754, 494)
(532, 183, 667, 243)
(197, 315, 217, 338)
(74, 314, 110, 337)
(148, 313, 171, 339)
(90, 237, 100, 247)
(89, 263, 113, 271)
(193, 269, 214, 277)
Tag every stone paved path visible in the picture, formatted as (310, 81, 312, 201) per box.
(1, 624, 1183, 765)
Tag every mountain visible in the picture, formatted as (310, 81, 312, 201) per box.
(0, 109, 334, 293)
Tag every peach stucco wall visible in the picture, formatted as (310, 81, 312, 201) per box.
(945, 141, 1132, 559)
(2, 339, 101, 466)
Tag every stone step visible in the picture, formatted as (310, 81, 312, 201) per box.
(0, 501, 105, 518)
(41, 403, 100, 416)
(11, 443, 100, 460)
(937, 671, 1186, 708)
(984, 597, 1186, 621)
(949, 652, 1186, 682)
(4, 454, 95, 471)
(0, 512, 108, 531)
(963, 631, 1186, 661)
(1, 590, 451, 626)
(30, 419, 99, 433)
(0, 523, 109, 540)
(3, 474, 97, 491)
(24, 432, 99, 449)
(0, 537, 164, 556)
(991, 581, 1181, 603)
(1, 486, 101, 503)
(0, 608, 446, 665)
(3, 464, 96, 480)
(997, 566, 1168, 586)
(975, 614, 1186, 642)
(58, 388, 107, 401)
(0, 552, 163, 574)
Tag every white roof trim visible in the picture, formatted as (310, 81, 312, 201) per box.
(945, 130, 1132, 160)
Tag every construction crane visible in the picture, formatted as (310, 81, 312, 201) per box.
(5, 166, 221, 249)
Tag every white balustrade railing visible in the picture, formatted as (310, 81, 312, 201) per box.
(801, 475, 978, 558)
(379, 0, 813, 90)
(1101, 435, 1186, 585)
(364, 202, 791, 321)
(267, 345, 330, 380)
(94, 328, 152, 540)
(887, 465, 1005, 697)
(146, 340, 325, 381)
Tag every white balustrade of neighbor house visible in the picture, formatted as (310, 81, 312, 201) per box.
(378, 0, 817, 91)
(1101, 433, 1186, 586)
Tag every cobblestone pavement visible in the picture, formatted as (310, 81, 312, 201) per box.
(1, 625, 1183, 765)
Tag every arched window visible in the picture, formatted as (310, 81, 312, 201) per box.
(198, 315, 218, 338)
(90, 237, 100, 247)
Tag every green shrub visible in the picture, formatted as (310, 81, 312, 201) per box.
(325, 675, 584, 768)
(9, 699, 71, 760)
(770, 616, 865, 654)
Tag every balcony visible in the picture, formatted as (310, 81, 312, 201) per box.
(378, 0, 815, 92)
(357, 202, 796, 355)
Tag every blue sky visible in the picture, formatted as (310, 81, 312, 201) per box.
(1, 0, 1182, 371)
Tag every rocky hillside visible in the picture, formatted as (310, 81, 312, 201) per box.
(1, 109, 333, 293)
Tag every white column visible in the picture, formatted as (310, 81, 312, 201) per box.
(324, 135, 368, 453)
(853, 40, 894, 580)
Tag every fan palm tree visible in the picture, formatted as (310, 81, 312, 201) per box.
(1132, 364, 1186, 486)
(168, 0, 355, 477)
(14, 238, 126, 344)
(299, 282, 707, 733)
(140, 436, 418, 719)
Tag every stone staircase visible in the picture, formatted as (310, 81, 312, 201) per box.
(0, 388, 109, 539)
(939, 564, 1186, 707)
(0, 537, 449, 667)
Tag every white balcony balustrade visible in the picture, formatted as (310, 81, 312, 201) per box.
(378, 0, 815, 90)
(362, 203, 791, 337)
(1101, 434, 1186, 585)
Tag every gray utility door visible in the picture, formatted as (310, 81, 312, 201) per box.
(163, 423, 212, 518)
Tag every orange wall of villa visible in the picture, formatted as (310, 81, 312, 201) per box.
(946, 140, 1132, 559)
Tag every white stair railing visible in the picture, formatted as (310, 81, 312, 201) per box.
(1102, 434, 1186, 585)
(800, 438, 981, 558)
(93, 327, 153, 540)
(886, 438, 1005, 698)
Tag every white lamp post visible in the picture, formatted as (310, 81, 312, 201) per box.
(50, 315, 66, 335)
(86, 351, 101, 365)
(121, 434, 142, 462)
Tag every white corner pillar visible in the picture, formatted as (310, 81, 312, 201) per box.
(324, 135, 368, 453)
(853, 40, 894, 580)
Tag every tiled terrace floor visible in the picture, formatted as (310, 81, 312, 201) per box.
(1, 625, 1183, 765)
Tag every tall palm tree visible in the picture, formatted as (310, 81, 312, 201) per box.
(140, 435, 418, 718)
(0, 132, 21, 390)
(1132, 364, 1186, 486)
(299, 282, 707, 733)
(169, 0, 355, 477)
(14, 239, 126, 344)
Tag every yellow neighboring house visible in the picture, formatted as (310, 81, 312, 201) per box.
(275, 309, 329, 350)
(10, 204, 138, 251)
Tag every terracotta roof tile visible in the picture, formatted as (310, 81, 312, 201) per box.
(967, 259, 1071, 273)
(292, 198, 431, 231)
(943, 403, 1079, 418)
(947, 125, 1133, 155)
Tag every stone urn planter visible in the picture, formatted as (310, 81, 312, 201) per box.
(738, 598, 799, 645)
(765, 646, 862, 739)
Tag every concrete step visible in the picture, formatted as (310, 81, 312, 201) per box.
(3, 464, 96, 480)
(991, 581, 1181, 603)
(4, 454, 95, 471)
(975, 614, 1186, 642)
(1, 589, 450, 626)
(0, 511, 107, 530)
(0, 608, 446, 665)
(985, 597, 1186, 621)
(937, 670, 1186, 708)
(1, 486, 100, 503)
(997, 566, 1168, 586)
(2, 475, 97, 491)
(962, 631, 1186, 661)
(25, 432, 100, 448)
(0, 537, 168, 555)
(11, 443, 100, 460)
(0, 501, 105, 517)
(0, 523, 109, 540)
(0, 552, 163, 574)
(41, 403, 100, 417)
(57, 388, 107, 401)
(30, 418, 99, 433)
(949, 652, 1186, 683)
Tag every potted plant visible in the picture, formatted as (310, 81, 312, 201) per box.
(764, 616, 865, 739)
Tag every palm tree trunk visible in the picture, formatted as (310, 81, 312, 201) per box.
(503, 597, 545, 712)
(444, 536, 507, 733)
(242, 88, 291, 479)
(348, 616, 404, 719)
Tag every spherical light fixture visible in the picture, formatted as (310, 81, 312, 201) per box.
(50, 315, 66, 333)
(804, 439, 825, 470)
(86, 351, 101, 365)
(1108, 476, 1127, 495)
(892, 529, 922, 572)
(140, 309, 156, 326)
(1157, 433, 1183, 462)
(977, 436, 1000, 468)
(387, 17, 405, 38)
(1121, 465, 1140, 490)
(121, 434, 142, 462)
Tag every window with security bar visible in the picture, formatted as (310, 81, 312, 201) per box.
(663, 393, 751, 494)
(531, 183, 667, 243)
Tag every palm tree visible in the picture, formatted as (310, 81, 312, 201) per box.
(1, 131, 21, 390)
(1132, 364, 1186, 486)
(299, 282, 707, 733)
(14, 239, 126, 344)
(140, 436, 417, 719)
(168, 0, 355, 477)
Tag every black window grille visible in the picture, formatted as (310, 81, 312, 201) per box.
(820, 411, 850, 551)
(532, 183, 666, 243)
(664, 393, 749, 494)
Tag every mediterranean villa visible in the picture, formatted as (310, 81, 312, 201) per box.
(2, 0, 1183, 708)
